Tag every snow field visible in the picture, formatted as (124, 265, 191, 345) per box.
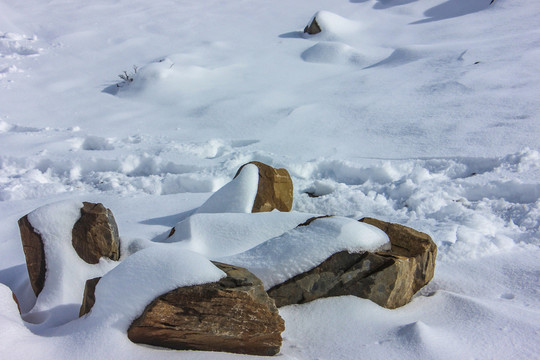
(0, 0, 539, 359)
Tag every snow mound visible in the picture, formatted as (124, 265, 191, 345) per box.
(166, 212, 315, 257)
(0, 32, 40, 58)
(303, 11, 361, 40)
(196, 163, 259, 214)
(220, 216, 390, 289)
(301, 42, 367, 66)
(113, 54, 235, 103)
(81, 136, 114, 151)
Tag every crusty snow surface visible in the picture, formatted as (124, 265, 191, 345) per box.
(1, 0, 539, 359)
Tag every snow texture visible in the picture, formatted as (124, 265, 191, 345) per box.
(220, 216, 390, 289)
(1, 0, 539, 358)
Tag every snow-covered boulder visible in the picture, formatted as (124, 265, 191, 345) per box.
(303, 11, 360, 37)
(18, 201, 120, 297)
(267, 218, 437, 309)
(192, 161, 293, 215)
(235, 161, 294, 213)
(127, 262, 284, 356)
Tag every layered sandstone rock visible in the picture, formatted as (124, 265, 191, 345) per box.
(127, 262, 285, 356)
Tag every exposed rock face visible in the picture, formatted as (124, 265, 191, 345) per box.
(79, 277, 101, 317)
(72, 202, 120, 264)
(360, 217, 437, 295)
(304, 16, 322, 34)
(235, 161, 293, 213)
(267, 218, 437, 309)
(127, 262, 285, 356)
(18, 215, 46, 296)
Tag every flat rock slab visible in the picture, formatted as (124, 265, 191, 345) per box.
(267, 218, 437, 309)
(127, 262, 285, 356)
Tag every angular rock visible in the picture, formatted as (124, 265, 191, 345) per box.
(79, 277, 101, 317)
(360, 217, 437, 294)
(234, 161, 293, 213)
(72, 202, 120, 264)
(304, 16, 322, 34)
(267, 218, 437, 309)
(127, 262, 285, 356)
(18, 215, 47, 296)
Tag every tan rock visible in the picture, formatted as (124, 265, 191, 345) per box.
(235, 161, 293, 213)
(127, 262, 285, 356)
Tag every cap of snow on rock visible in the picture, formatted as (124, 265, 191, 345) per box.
(303, 11, 361, 37)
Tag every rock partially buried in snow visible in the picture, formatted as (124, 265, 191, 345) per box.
(360, 217, 437, 295)
(72, 202, 120, 264)
(18, 201, 121, 296)
(79, 277, 100, 317)
(234, 161, 293, 213)
(127, 262, 285, 356)
(303, 11, 360, 37)
(266, 218, 437, 309)
(18, 215, 46, 296)
(304, 16, 322, 34)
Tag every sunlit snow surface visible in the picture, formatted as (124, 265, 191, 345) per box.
(1, 0, 539, 358)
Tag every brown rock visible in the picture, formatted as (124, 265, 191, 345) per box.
(360, 217, 437, 294)
(235, 161, 293, 213)
(79, 277, 101, 317)
(267, 218, 437, 309)
(18, 202, 121, 297)
(304, 16, 322, 34)
(128, 262, 285, 356)
(72, 202, 120, 264)
(12, 292, 21, 314)
(18, 215, 46, 296)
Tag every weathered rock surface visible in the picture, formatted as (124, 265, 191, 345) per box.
(267, 218, 437, 309)
(18, 215, 47, 296)
(235, 161, 293, 213)
(79, 277, 101, 317)
(304, 16, 322, 34)
(72, 202, 120, 264)
(127, 262, 285, 356)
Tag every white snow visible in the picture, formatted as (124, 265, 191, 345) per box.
(84, 246, 225, 330)
(196, 163, 259, 214)
(166, 211, 316, 257)
(1, 0, 539, 358)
